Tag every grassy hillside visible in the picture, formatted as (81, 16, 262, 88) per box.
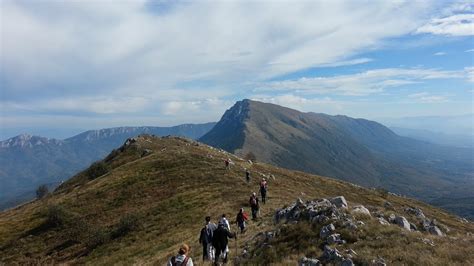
(0, 123, 215, 211)
(1, 135, 473, 264)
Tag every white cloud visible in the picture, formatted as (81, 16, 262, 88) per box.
(465, 67, 474, 82)
(434, 52, 446, 56)
(1, 0, 435, 102)
(407, 92, 449, 103)
(416, 13, 474, 36)
(465, 49, 474, 52)
(257, 68, 464, 96)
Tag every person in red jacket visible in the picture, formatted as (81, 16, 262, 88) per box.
(236, 208, 249, 233)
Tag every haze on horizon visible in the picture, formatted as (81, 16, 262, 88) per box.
(1, 0, 473, 139)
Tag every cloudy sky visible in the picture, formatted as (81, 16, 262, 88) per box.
(1, 0, 473, 139)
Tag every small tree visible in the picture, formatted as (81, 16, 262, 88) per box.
(244, 152, 257, 162)
(36, 184, 49, 199)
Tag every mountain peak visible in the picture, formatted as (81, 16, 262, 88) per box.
(0, 134, 63, 148)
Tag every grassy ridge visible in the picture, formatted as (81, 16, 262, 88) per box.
(0, 135, 473, 264)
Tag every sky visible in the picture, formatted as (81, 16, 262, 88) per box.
(0, 0, 473, 139)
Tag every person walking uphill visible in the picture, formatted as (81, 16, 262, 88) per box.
(212, 223, 236, 265)
(249, 192, 259, 220)
(167, 244, 194, 266)
(245, 169, 250, 183)
(260, 178, 268, 204)
(199, 216, 217, 261)
(236, 208, 249, 233)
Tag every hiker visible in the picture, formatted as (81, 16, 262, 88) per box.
(249, 192, 259, 220)
(260, 178, 268, 204)
(245, 169, 250, 183)
(236, 208, 249, 233)
(212, 222, 236, 265)
(199, 216, 217, 261)
(225, 158, 230, 170)
(167, 244, 194, 266)
(219, 214, 231, 231)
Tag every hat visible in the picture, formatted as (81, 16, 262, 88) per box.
(179, 244, 190, 255)
(252, 192, 256, 196)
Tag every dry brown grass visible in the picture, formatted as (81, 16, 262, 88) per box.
(0, 135, 473, 265)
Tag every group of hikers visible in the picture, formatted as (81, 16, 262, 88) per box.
(167, 159, 269, 266)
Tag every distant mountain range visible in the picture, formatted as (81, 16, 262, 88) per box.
(200, 100, 474, 218)
(390, 127, 474, 148)
(0, 123, 215, 210)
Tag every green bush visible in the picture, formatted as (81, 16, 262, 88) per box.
(85, 161, 109, 180)
(45, 205, 68, 227)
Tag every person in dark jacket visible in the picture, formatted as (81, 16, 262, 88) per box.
(245, 169, 250, 183)
(260, 178, 268, 204)
(249, 192, 259, 220)
(212, 223, 236, 265)
(199, 216, 217, 261)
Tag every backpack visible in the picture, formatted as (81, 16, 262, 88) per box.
(170, 255, 189, 266)
(250, 196, 257, 206)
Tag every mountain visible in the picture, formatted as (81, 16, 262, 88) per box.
(1, 136, 472, 264)
(0, 123, 216, 210)
(390, 127, 474, 148)
(380, 114, 474, 137)
(200, 100, 474, 218)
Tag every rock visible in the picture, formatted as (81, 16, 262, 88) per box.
(428, 225, 444, 236)
(351, 205, 371, 216)
(420, 238, 435, 246)
(388, 214, 396, 223)
(299, 257, 321, 266)
(395, 216, 411, 231)
(405, 207, 425, 219)
(410, 223, 418, 231)
(378, 217, 390, 225)
(329, 196, 348, 209)
(341, 258, 355, 266)
(321, 245, 344, 263)
(383, 201, 393, 208)
(327, 233, 345, 244)
(141, 149, 152, 157)
(320, 223, 336, 238)
(345, 249, 358, 257)
(371, 257, 387, 266)
(356, 221, 365, 226)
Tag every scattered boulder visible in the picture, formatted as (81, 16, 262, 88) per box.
(329, 196, 348, 209)
(420, 238, 435, 246)
(405, 207, 425, 219)
(320, 223, 336, 239)
(341, 258, 355, 266)
(327, 233, 345, 245)
(371, 257, 387, 266)
(410, 223, 418, 231)
(320, 245, 344, 264)
(383, 201, 393, 208)
(388, 214, 396, 223)
(394, 216, 411, 231)
(378, 217, 390, 225)
(428, 225, 444, 236)
(299, 257, 321, 266)
(351, 205, 371, 216)
(141, 149, 152, 157)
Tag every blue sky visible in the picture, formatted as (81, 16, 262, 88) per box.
(0, 0, 473, 139)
